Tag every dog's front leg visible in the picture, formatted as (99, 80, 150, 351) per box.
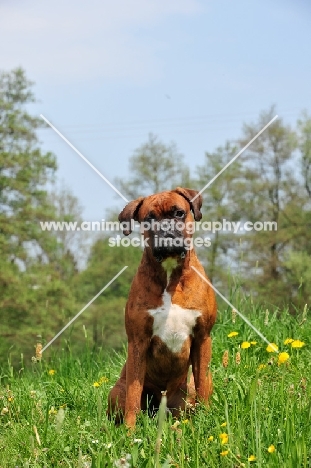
(125, 339, 147, 429)
(191, 335, 213, 403)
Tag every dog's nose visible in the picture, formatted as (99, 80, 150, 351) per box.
(161, 231, 175, 238)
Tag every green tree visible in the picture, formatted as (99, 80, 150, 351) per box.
(195, 141, 244, 286)
(282, 112, 311, 309)
(74, 237, 142, 349)
(48, 184, 89, 275)
(0, 68, 76, 363)
(115, 133, 190, 199)
(297, 111, 311, 198)
(236, 107, 301, 305)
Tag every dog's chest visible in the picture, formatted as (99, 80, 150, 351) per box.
(148, 291, 201, 353)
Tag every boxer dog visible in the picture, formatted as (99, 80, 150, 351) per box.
(107, 187, 217, 428)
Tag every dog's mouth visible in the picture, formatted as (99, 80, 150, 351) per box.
(141, 218, 193, 262)
(153, 238, 186, 262)
(149, 230, 190, 262)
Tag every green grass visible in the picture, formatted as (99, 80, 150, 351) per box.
(0, 302, 310, 468)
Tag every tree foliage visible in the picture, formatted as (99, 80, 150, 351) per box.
(115, 133, 190, 199)
(195, 141, 244, 284)
(0, 69, 76, 363)
(73, 237, 142, 349)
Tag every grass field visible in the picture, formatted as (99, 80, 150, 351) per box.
(0, 300, 310, 467)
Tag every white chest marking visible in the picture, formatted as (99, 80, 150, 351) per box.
(148, 291, 201, 353)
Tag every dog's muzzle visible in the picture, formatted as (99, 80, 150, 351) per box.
(148, 219, 188, 262)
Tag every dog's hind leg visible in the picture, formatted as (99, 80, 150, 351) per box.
(107, 364, 126, 424)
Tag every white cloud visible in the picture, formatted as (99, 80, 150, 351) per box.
(0, 0, 200, 84)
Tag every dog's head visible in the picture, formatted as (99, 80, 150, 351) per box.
(118, 187, 202, 261)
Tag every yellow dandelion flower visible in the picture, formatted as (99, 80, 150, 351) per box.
(258, 364, 266, 370)
(268, 444, 276, 453)
(228, 331, 239, 338)
(219, 433, 228, 444)
(48, 369, 56, 375)
(250, 341, 257, 345)
(49, 406, 57, 415)
(278, 352, 289, 365)
(207, 435, 214, 441)
(291, 340, 305, 348)
(248, 455, 256, 461)
(284, 338, 294, 345)
(182, 419, 189, 424)
(99, 376, 109, 384)
(266, 343, 278, 353)
(220, 450, 229, 456)
(241, 341, 251, 349)
(220, 422, 227, 427)
(93, 381, 100, 387)
(8, 396, 14, 402)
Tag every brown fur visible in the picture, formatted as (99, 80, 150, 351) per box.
(107, 188, 217, 428)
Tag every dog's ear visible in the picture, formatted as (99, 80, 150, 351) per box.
(118, 197, 145, 235)
(174, 187, 203, 221)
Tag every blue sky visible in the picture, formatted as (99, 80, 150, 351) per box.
(1, 0, 310, 227)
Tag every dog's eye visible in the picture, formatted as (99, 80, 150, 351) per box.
(174, 210, 185, 218)
(145, 213, 156, 221)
